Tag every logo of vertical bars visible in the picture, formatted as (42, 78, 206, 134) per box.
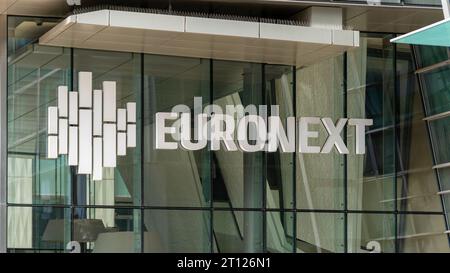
(47, 71, 137, 181)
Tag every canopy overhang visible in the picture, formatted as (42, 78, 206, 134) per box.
(391, 18, 450, 47)
(39, 9, 360, 66)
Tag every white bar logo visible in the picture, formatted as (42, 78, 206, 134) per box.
(47, 72, 137, 181)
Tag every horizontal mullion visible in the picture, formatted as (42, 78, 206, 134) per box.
(415, 59, 450, 74)
(423, 110, 450, 122)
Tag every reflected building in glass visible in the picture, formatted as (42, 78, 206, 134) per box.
(1, 0, 450, 253)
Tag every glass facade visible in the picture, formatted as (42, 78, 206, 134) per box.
(5, 16, 450, 253)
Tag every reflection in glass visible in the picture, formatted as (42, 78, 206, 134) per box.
(347, 34, 395, 211)
(414, 45, 448, 69)
(265, 65, 295, 210)
(7, 206, 70, 252)
(143, 55, 210, 208)
(429, 117, 450, 165)
(420, 67, 450, 116)
(348, 213, 395, 253)
(396, 43, 442, 212)
(398, 214, 450, 253)
(266, 211, 294, 253)
(74, 208, 141, 253)
(296, 212, 344, 253)
(144, 209, 210, 253)
(212, 60, 263, 210)
(296, 55, 345, 210)
(6, 14, 450, 253)
(73, 49, 142, 207)
(8, 16, 71, 205)
(214, 210, 262, 253)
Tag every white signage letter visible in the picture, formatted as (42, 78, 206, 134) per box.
(155, 112, 178, 150)
(348, 118, 373, 154)
(180, 113, 208, 150)
(321, 118, 349, 154)
(298, 117, 321, 154)
(210, 114, 238, 151)
(237, 115, 267, 152)
(267, 116, 295, 153)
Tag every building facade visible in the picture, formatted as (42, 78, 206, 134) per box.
(0, 0, 450, 253)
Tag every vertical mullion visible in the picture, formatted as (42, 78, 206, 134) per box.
(292, 65, 297, 253)
(140, 53, 145, 253)
(2, 14, 7, 253)
(393, 40, 399, 253)
(343, 52, 348, 253)
(262, 63, 267, 253)
(70, 47, 74, 246)
(209, 59, 214, 253)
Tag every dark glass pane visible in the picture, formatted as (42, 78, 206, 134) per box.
(415, 45, 448, 69)
(347, 33, 396, 211)
(420, 66, 450, 116)
(429, 116, 450, 164)
(439, 168, 450, 192)
(396, 43, 442, 212)
(404, 0, 441, 5)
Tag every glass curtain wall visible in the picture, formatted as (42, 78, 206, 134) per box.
(410, 44, 450, 253)
(6, 15, 450, 253)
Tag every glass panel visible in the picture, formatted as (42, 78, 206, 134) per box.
(397, 43, 442, 212)
(73, 208, 141, 253)
(347, 33, 395, 211)
(212, 60, 263, 209)
(265, 65, 294, 209)
(439, 168, 450, 192)
(73, 49, 142, 207)
(7, 17, 62, 57)
(429, 116, 450, 164)
(414, 45, 448, 69)
(144, 209, 210, 253)
(266, 211, 295, 253)
(296, 55, 345, 210)
(348, 213, 395, 253)
(296, 212, 344, 253)
(7, 16, 71, 205)
(214, 210, 263, 253)
(7, 206, 71, 252)
(404, 0, 441, 4)
(397, 214, 450, 253)
(420, 66, 450, 116)
(143, 55, 210, 208)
